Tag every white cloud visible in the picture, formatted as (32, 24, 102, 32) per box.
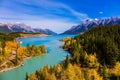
(99, 11, 103, 14)
(94, 18, 98, 20)
(0, 0, 89, 33)
(0, 8, 78, 33)
(28, 19, 77, 33)
(59, 4, 89, 21)
(7, 0, 90, 21)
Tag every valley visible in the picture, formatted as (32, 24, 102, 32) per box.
(0, 17, 120, 80)
(0, 0, 120, 80)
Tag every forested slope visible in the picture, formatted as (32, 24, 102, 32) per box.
(27, 25, 120, 80)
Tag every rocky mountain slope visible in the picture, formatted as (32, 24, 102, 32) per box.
(62, 17, 120, 34)
(0, 23, 57, 35)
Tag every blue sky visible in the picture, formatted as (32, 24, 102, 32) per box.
(0, 0, 120, 33)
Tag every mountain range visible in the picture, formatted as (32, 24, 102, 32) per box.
(1, 17, 120, 35)
(0, 23, 57, 35)
(62, 17, 120, 34)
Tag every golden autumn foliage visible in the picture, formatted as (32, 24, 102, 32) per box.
(62, 37, 71, 42)
(28, 63, 103, 80)
(17, 46, 27, 59)
(3, 41, 19, 58)
(0, 33, 47, 71)
(27, 44, 46, 56)
(4, 46, 12, 57)
(61, 63, 76, 80)
(5, 41, 19, 49)
(85, 69, 103, 80)
(54, 64, 62, 74)
(112, 62, 120, 76)
(0, 40, 47, 69)
(73, 64, 85, 80)
(62, 37, 76, 50)
(45, 73, 56, 80)
(0, 56, 5, 64)
(28, 73, 38, 80)
(85, 53, 99, 68)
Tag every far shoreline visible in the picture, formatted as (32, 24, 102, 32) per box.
(18, 33, 50, 38)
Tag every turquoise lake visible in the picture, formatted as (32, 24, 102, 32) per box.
(0, 34, 75, 80)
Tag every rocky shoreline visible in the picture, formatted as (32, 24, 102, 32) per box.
(0, 57, 31, 73)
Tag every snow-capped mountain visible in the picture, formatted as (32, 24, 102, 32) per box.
(33, 28, 57, 35)
(8, 23, 35, 33)
(62, 17, 120, 34)
(0, 23, 57, 35)
(0, 24, 12, 33)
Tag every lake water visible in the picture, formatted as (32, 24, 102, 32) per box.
(0, 34, 75, 80)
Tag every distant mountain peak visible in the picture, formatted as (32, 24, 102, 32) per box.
(62, 16, 120, 34)
(33, 28, 57, 35)
(0, 22, 57, 35)
(0, 22, 6, 26)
